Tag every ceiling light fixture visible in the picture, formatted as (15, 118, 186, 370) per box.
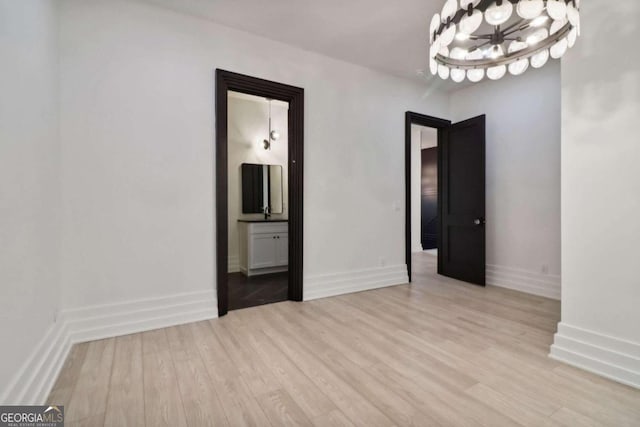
(429, 0, 580, 83)
(263, 99, 280, 150)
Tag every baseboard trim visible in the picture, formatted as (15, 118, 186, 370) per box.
(228, 255, 240, 273)
(1, 290, 218, 405)
(61, 290, 218, 343)
(0, 322, 70, 405)
(304, 264, 408, 301)
(550, 323, 640, 389)
(487, 264, 560, 300)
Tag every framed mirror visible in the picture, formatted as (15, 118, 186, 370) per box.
(241, 163, 283, 214)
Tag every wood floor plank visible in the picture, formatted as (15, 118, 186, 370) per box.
(171, 355, 230, 427)
(163, 323, 230, 427)
(47, 343, 89, 407)
(189, 321, 272, 426)
(550, 407, 606, 427)
(241, 325, 337, 418)
(65, 338, 115, 424)
(465, 383, 562, 427)
(47, 253, 640, 427)
(141, 329, 188, 427)
(256, 389, 313, 427)
(214, 377, 273, 427)
(165, 324, 202, 362)
(209, 318, 282, 397)
(312, 410, 355, 427)
(260, 308, 397, 427)
(104, 334, 144, 427)
(64, 412, 106, 427)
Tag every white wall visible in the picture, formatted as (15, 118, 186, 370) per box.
(228, 95, 288, 271)
(0, 0, 60, 402)
(58, 0, 450, 308)
(410, 125, 437, 253)
(449, 63, 562, 299)
(551, 0, 640, 388)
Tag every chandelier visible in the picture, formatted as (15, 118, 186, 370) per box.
(429, 0, 580, 82)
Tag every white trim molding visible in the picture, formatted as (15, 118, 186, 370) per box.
(304, 264, 408, 301)
(0, 322, 70, 405)
(550, 323, 640, 389)
(228, 255, 240, 273)
(60, 290, 218, 343)
(0, 290, 217, 405)
(486, 264, 560, 300)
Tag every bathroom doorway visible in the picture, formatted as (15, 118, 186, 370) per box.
(215, 70, 304, 316)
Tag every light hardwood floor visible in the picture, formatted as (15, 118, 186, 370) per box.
(48, 254, 640, 426)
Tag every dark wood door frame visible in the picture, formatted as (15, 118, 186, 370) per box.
(405, 112, 451, 282)
(216, 70, 304, 316)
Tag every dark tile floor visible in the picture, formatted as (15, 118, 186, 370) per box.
(227, 271, 288, 311)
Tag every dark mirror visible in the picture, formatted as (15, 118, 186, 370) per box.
(241, 163, 283, 214)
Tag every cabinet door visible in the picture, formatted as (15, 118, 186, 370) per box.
(250, 234, 277, 268)
(274, 233, 289, 266)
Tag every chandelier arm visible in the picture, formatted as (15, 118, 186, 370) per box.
(468, 40, 493, 53)
(503, 27, 525, 37)
(435, 22, 572, 69)
(499, 18, 526, 34)
(503, 22, 534, 37)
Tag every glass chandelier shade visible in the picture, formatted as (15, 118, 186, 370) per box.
(546, 0, 567, 20)
(485, 1, 513, 26)
(516, 0, 544, 20)
(429, 0, 580, 82)
(459, 10, 483, 35)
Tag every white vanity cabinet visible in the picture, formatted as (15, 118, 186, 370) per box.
(238, 221, 288, 276)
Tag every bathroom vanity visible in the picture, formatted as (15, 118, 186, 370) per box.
(237, 220, 288, 276)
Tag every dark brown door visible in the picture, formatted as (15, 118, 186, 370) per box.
(439, 115, 486, 286)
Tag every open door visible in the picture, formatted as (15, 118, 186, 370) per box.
(438, 115, 486, 286)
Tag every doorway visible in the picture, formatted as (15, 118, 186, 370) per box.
(405, 112, 486, 286)
(215, 70, 304, 316)
(410, 125, 438, 257)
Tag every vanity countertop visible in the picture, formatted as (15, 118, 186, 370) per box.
(237, 219, 288, 223)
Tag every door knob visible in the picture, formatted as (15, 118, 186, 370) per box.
(474, 218, 485, 226)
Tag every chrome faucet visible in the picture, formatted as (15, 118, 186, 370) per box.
(263, 205, 271, 220)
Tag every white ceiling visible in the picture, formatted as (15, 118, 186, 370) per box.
(137, 0, 448, 86)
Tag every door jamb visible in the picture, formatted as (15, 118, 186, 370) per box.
(216, 70, 304, 316)
(405, 112, 451, 282)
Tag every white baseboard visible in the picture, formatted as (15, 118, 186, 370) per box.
(486, 264, 560, 300)
(550, 323, 640, 389)
(0, 322, 71, 405)
(228, 255, 240, 273)
(61, 290, 218, 343)
(304, 264, 408, 301)
(1, 290, 218, 405)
